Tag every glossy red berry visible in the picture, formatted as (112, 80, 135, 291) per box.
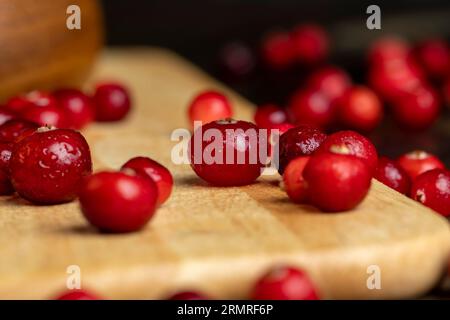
(283, 156, 310, 203)
(337, 86, 383, 132)
(317, 130, 378, 174)
(277, 125, 327, 174)
(251, 266, 318, 300)
(307, 66, 352, 104)
(121, 156, 173, 205)
(374, 157, 411, 195)
(261, 31, 295, 70)
(10, 128, 92, 204)
(188, 91, 233, 125)
(0, 142, 14, 195)
(0, 119, 38, 143)
(0, 108, 18, 126)
(414, 39, 450, 80)
(304, 152, 372, 212)
(397, 150, 445, 181)
(168, 291, 208, 300)
(21, 105, 68, 128)
(93, 83, 131, 122)
(189, 119, 267, 186)
(6, 90, 58, 113)
(55, 289, 100, 300)
(291, 24, 328, 65)
(368, 37, 410, 65)
(79, 171, 158, 233)
(53, 89, 95, 129)
(411, 169, 449, 217)
(254, 104, 288, 129)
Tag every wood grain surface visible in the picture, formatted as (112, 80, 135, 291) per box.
(0, 48, 449, 299)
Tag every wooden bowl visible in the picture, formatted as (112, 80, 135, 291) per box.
(0, 0, 104, 101)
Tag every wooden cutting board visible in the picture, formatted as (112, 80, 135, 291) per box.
(0, 48, 449, 300)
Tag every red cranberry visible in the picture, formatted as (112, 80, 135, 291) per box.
(397, 150, 445, 181)
(168, 291, 208, 300)
(304, 152, 372, 212)
(414, 39, 450, 80)
(93, 83, 131, 122)
(411, 169, 449, 217)
(53, 89, 95, 129)
(270, 122, 295, 136)
(261, 31, 295, 70)
(0, 119, 38, 143)
(189, 119, 267, 186)
(188, 91, 233, 125)
(10, 128, 92, 204)
(277, 125, 327, 174)
(283, 156, 310, 203)
(391, 85, 440, 130)
(374, 157, 411, 195)
(121, 156, 173, 205)
(337, 85, 383, 132)
(5, 90, 58, 113)
(254, 104, 288, 128)
(218, 41, 255, 77)
(55, 289, 100, 300)
(291, 24, 328, 65)
(0, 142, 13, 195)
(79, 171, 158, 233)
(288, 87, 334, 128)
(317, 130, 378, 174)
(307, 66, 352, 104)
(368, 37, 410, 65)
(251, 266, 318, 300)
(0, 108, 18, 126)
(21, 105, 68, 128)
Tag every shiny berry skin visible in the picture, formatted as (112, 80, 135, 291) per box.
(188, 91, 233, 125)
(261, 31, 295, 70)
(291, 24, 328, 65)
(121, 156, 173, 205)
(317, 130, 378, 174)
(277, 125, 327, 174)
(0, 142, 13, 195)
(397, 150, 445, 181)
(304, 152, 372, 212)
(337, 86, 383, 132)
(93, 83, 131, 122)
(79, 171, 158, 233)
(288, 87, 334, 128)
(21, 105, 68, 128)
(251, 266, 318, 300)
(189, 119, 267, 186)
(5, 90, 58, 113)
(307, 66, 352, 104)
(391, 85, 440, 130)
(0, 119, 38, 143)
(368, 37, 410, 65)
(411, 169, 449, 217)
(55, 289, 100, 300)
(283, 156, 310, 203)
(254, 104, 288, 129)
(0, 108, 18, 126)
(53, 89, 95, 129)
(218, 41, 255, 77)
(168, 291, 208, 300)
(10, 128, 92, 204)
(374, 157, 411, 195)
(414, 39, 450, 80)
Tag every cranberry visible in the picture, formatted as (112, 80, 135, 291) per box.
(251, 266, 318, 300)
(337, 86, 383, 132)
(188, 91, 233, 126)
(304, 152, 372, 212)
(0, 108, 18, 126)
(261, 31, 295, 70)
(270, 122, 295, 136)
(317, 130, 378, 174)
(93, 83, 131, 122)
(397, 150, 445, 181)
(283, 156, 310, 203)
(0, 142, 13, 195)
(391, 85, 440, 130)
(0, 119, 38, 143)
(53, 89, 95, 129)
(288, 87, 334, 128)
(167, 291, 208, 300)
(307, 66, 352, 104)
(121, 156, 173, 205)
(291, 24, 328, 65)
(79, 171, 158, 233)
(189, 119, 267, 186)
(21, 105, 68, 128)
(10, 128, 92, 204)
(254, 104, 288, 129)
(277, 125, 327, 174)
(218, 41, 255, 77)
(411, 169, 450, 217)
(368, 37, 410, 65)
(5, 90, 58, 113)
(55, 289, 100, 300)
(414, 39, 450, 80)
(374, 157, 411, 195)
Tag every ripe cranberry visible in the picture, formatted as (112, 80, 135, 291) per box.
(304, 152, 372, 212)
(261, 31, 295, 70)
(53, 89, 95, 129)
(168, 291, 208, 300)
(251, 266, 318, 300)
(188, 91, 233, 126)
(307, 66, 352, 104)
(391, 85, 440, 130)
(291, 24, 328, 65)
(254, 104, 288, 129)
(93, 83, 131, 122)
(317, 130, 378, 174)
(288, 87, 334, 128)
(218, 41, 255, 77)
(270, 122, 295, 136)
(0, 142, 13, 195)
(10, 128, 92, 204)
(337, 86, 383, 132)
(121, 156, 173, 205)
(368, 37, 410, 65)
(79, 171, 158, 233)
(414, 39, 450, 80)
(189, 119, 267, 186)
(21, 105, 68, 128)
(0, 108, 18, 126)
(374, 157, 411, 195)
(0, 119, 38, 143)
(411, 169, 449, 217)
(6, 90, 58, 113)
(277, 125, 327, 174)
(283, 156, 310, 203)
(55, 289, 100, 300)
(397, 150, 445, 181)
